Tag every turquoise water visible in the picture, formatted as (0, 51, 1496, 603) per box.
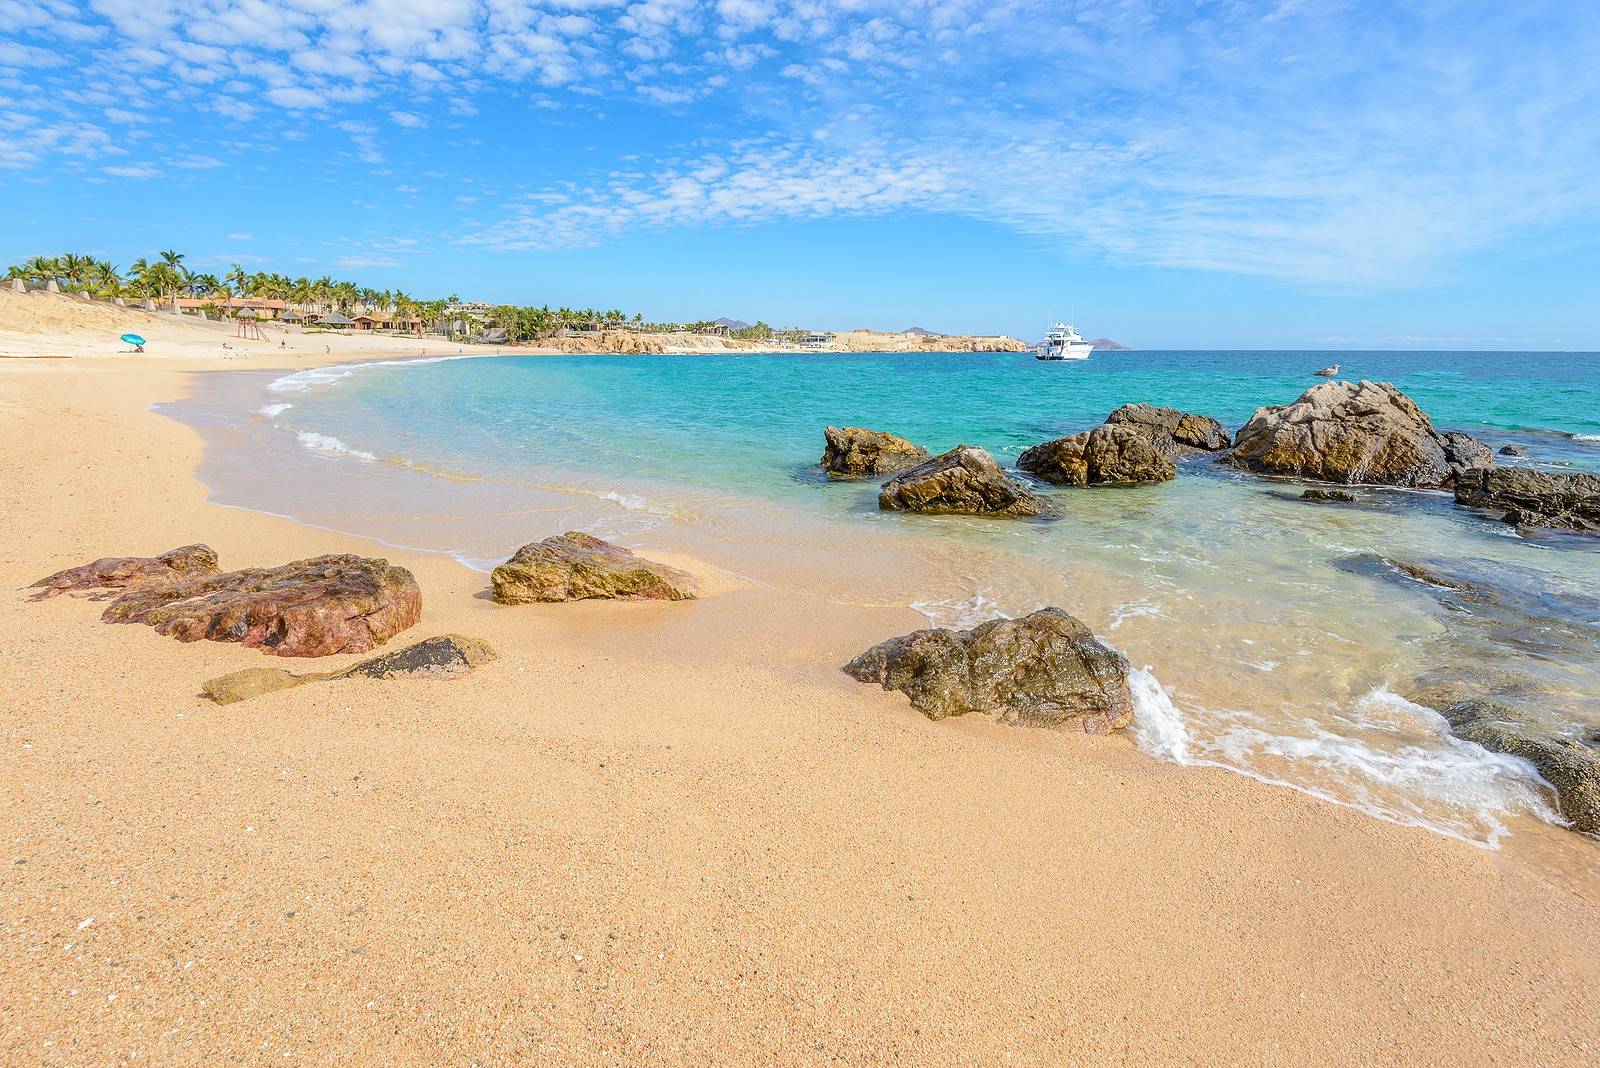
(176, 350, 1600, 849)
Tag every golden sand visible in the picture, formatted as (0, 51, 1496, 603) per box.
(2, 290, 1597, 1064)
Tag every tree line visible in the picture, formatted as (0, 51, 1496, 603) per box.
(6, 250, 782, 341)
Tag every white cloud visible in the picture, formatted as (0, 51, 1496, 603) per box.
(226, 232, 252, 240)
(332, 255, 401, 268)
(103, 163, 161, 178)
(389, 110, 428, 128)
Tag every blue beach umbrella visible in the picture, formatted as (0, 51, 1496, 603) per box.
(120, 333, 145, 346)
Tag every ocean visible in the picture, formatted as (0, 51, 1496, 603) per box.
(169, 349, 1600, 848)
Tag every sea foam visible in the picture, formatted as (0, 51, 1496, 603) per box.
(296, 430, 377, 462)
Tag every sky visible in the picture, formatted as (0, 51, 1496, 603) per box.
(2, 0, 1599, 348)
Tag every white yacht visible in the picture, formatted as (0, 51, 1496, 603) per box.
(1035, 321, 1094, 361)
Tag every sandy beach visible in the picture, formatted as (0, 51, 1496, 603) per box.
(3, 291, 1598, 1065)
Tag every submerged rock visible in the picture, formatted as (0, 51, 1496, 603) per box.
(1104, 403, 1230, 453)
(1300, 488, 1358, 503)
(1017, 424, 1176, 486)
(1230, 380, 1456, 487)
(820, 426, 927, 478)
(30, 544, 220, 601)
(843, 607, 1134, 732)
(878, 446, 1052, 517)
(1453, 467, 1600, 535)
(1435, 699, 1600, 835)
(104, 554, 421, 657)
(491, 531, 698, 603)
(203, 634, 496, 704)
(1498, 444, 1530, 458)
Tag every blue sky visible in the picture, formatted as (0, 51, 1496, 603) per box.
(2, 0, 1598, 348)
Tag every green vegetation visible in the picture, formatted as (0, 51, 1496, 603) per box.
(5, 251, 794, 343)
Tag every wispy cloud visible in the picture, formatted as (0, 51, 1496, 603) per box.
(5, 1, 1599, 289)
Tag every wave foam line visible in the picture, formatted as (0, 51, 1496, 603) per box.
(296, 430, 377, 462)
(1126, 669, 1563, 848)
(267, 353, 482, 393)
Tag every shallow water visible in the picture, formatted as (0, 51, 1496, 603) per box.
(168, 350, 1600, 848)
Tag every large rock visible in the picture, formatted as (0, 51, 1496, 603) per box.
(1017, 424, 1176, 486)
(878, 445, 1052, 517)
(1229, 380, 1456, 486)
(843, 607, 1134, 732)
(1436, 699, 1600, 835)
(103, 554, 421, 657)
(203, 634, 496, 704)
(820, 426, 927, 478)
(491, 531, 697, 603)
(1453, 467, 1600, 534)
(29, 544, 219, 601)
(1104, 403, 1229, 452)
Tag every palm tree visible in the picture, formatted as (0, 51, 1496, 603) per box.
(227, 264, 251, 299)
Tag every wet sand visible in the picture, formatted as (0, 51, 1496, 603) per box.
(2, 303, 1599, 1063)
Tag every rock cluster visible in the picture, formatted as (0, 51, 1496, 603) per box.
(1016, 403, 1227, 487)
(491, 531, 698, 603)
(878, 446, 1052, 517)
(819, 426, 927, 478)
(1104, 403, 1230, 453)
(103, 554, 421, 657)
(203, 634, 497, 704)
(1017, 424, 1176, 486)
(1229, 380, 1491, 487)
(1300, 488, 1357, 503)
(29, 544, 219, 601)
(844, 607, 1134, 733)
(1453, 467, 1600, 534)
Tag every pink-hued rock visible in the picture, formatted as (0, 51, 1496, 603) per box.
(102, 554, 421, 657)
(491, 532, 698, 604)
(29, 544, 220, 601)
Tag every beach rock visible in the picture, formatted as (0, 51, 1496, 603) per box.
(29, 544, 219, 601)
(878, 446, 1053, 517)
(1229, 380, 1453, 487)
(338, 634, 496, 680)
(1017, 424, 1176, 486)
(1104, 403, 1230, 452)
(203, 667, 310, 705)
(491, 531, 697, 603)
(103, 554, 421, 657)
(1301, 489, 1357, 503)
(1498, 444, 1529, 458)
(1453, 467, 1600, 534)
(843, 607, 1134, 732)
(203, 635, 496, 704)
(1440, 431, 1496, 482)
(1436, 699, 1600, 835)
(820, 426, 928, 478)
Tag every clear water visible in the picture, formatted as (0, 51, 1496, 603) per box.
(173, 350, 1600, 848)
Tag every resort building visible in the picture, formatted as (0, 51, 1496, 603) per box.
(173, 297, 288, 320)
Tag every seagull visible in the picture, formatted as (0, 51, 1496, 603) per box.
(1314, 363, 1339, 377)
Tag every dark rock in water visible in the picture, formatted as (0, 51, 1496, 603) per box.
(820, 426, 927, 478)
(843, 607, 1133, 732)
(1230, 380, 1454, 487)
(1340, 553, 1600, 661)
(103, 554, 421, 657)
(1104, 403, 1230, 452)
(1439, 431, 1496, 482)
(1435, 699, 1600, 835)
(1453, 467, 1600, 535)
(879, 445, 1052, 517)
(1017, 424, 1176, 486)
(491, 531, 698, 603)
(1498, 444, 1529, 458)
(203, 634, 496, 704)
(339, 634, 496, 680)
(1300, 488, 1358, 503)
(30, 544, 219, 601)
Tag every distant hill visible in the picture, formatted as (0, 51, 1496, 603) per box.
(713, 316, 751, 331)
(903, 326, 942, 337)
(1087, 338, 1130, 350)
